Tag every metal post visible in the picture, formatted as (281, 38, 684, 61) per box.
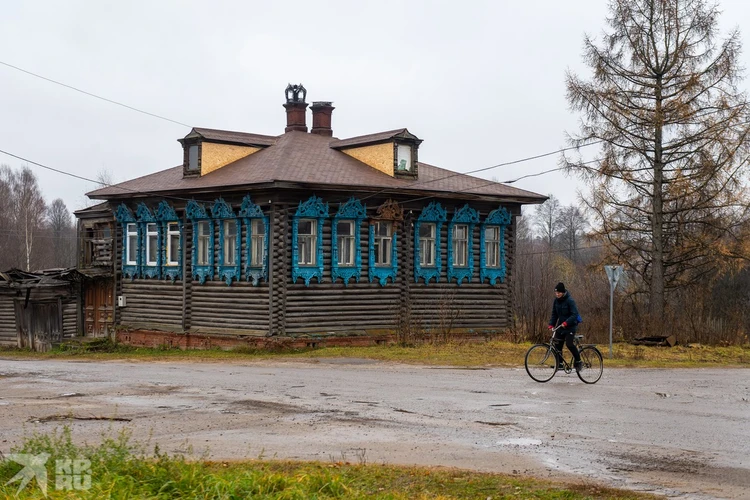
(609, 280, 614, 359)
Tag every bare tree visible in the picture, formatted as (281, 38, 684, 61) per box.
(532, 194, 560, 249)
(47, 198, 76, 268)
(565, 0, 750, 328)
(8, 166, 47, 271)
(557, 205, 588, 262)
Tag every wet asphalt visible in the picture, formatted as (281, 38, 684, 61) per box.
(0, 357, 748, 499)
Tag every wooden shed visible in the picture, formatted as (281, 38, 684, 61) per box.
(0, 269, 82, 351)
(81, 85, 547, 348)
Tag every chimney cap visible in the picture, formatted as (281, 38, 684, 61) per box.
(311, 101, 333, 107)
(285, 83, 307, 103)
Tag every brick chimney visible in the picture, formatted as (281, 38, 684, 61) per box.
(283, 83, 308, 133)
(310, 101, 334, 136)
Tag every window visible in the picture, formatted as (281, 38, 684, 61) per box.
(223, 220, 237, 266)
(126, 223, 138, 265)
(485, 226, 500, 268)
(188, 144, 199, 171)
(250, 219, 265, 267)
(337, 220, 355, 266)
(197, 221, 210, 266)
(397, 144, 412, 171)
(297, 219, 316, 265)
(419, 223, 436, 266)
(166, 222, 180, 265)
(453, 224, 468, 267)
(145, 223, 158, 265)
(374, 221, 392, 266)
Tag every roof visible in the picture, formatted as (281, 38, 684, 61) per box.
(0, 268, 82, 288)
(330, 128, 418, 149)
(186, 128, 278, 147)
(74, 201, 110, 216)
(88, 129, 546, 203)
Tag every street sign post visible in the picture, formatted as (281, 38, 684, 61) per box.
(604, 265, 624, 359)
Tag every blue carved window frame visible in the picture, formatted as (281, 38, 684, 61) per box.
(186, 200, 214, 284)
(368, 220, 398, 286)
(136, 203, 160, 279)
(292, 195, 328, 286)
(115, 204, 138, 280)
(212, 198, 241, 286)
(480, 206, 512, 285)
(332, 197, 365, 286)
(155, 201, 182, 282)
(239, 195, 269, 286)
(447, 204, 479, 285)
(414, 201, 446, 284)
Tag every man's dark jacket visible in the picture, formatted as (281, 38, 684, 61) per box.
(549, 291, 579, 334)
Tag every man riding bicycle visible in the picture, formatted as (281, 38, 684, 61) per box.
(549, 282, 583, 373)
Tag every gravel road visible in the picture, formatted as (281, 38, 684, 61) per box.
(1, 357, 748, 499)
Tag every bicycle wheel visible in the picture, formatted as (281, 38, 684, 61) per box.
(576, 346, 603, 384)
(525, 344, 557, 383)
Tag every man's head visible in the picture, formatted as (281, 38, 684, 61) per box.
(554, 282, 566, 297)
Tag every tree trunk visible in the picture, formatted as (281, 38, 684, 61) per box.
(651, 77, 665, 330)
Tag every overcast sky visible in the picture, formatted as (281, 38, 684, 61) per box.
(1, 0, 748, 217)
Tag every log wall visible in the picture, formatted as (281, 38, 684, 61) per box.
(0, 289, 18, 346)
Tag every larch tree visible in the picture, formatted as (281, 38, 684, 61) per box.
(565, 0, 750, 327)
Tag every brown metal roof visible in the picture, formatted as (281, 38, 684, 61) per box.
(330, 129, 410, 149)
(88, 130, 546, 203)
(190, 127, 278, 146)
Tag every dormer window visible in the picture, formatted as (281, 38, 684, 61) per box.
(396, 144, 413, 172)
(188, 144, 200, 171)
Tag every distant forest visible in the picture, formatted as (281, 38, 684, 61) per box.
(0, 164, 77, 272)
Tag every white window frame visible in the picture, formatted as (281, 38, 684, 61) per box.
(485, 226, 501, 268)
(453, 224, 468, 267)
(374, 221, 392, 267)
(126, 223, 138, 266)
(197, 221, 211, 266)
(336, 220, 355, 266)
(223, 220, 237, 266)
(145, 223, 158, 266)
(297, 218, 317, 266)
(166, 222, 180, 266)
(419, 223, 436, 267)
(250, 218, 266, 267)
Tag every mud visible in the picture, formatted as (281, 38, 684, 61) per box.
(0, 358, 748, 499)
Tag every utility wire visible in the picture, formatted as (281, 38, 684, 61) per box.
(0, 60, 192, 128)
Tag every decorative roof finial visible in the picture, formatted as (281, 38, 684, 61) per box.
(285, 83, 307, 103)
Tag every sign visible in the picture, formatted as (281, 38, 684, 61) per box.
(604, 265, 623, 290)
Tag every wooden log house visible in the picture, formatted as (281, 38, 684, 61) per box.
(82, 85, 547, 348)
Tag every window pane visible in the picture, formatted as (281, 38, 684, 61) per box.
(485, 226, 500, 268)
(374, 222, 392, 266)
(188, 145, 199, 170)
(453, 224, 468, 267)
(419, 223, 435, 267)
(146, 223, 158, 264)
(197, 221, 210, 266)
(297, 219, 316, 265)
(126, 223, 137, 264)
(224, 220, 237, 265)
(250, 219, 265, 267)
(337, 221, 354, 266)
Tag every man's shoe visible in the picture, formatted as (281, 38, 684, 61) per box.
(574, 361, 583, 373)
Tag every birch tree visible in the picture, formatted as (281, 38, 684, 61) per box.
(565, 0, 750, 328)
(9, 167, 47, 271)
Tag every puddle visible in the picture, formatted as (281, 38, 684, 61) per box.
(496, 438, 542, 446)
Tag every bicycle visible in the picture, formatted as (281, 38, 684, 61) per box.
(524, 326, 603, 384)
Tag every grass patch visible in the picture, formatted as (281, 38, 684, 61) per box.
(2, 338, 748, 368)
(0, 427, 655, 499)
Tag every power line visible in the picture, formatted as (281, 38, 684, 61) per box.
(0, 60, 192, 128)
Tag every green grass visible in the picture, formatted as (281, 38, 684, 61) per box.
(0, 427, 655, 499)
(2, 337, 749, 368)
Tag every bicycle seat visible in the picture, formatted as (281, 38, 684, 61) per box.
(575, 335, 584, 340)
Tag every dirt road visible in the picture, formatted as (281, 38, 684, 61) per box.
(1, 357, 748, 499)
